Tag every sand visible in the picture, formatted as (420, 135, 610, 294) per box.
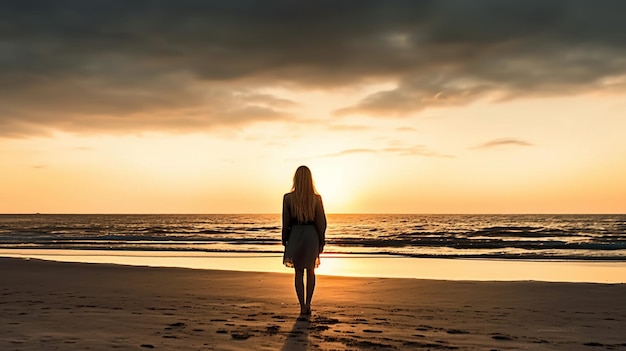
(1, 258, 625, 350)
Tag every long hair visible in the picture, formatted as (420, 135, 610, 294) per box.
(290, 165, 318, 222)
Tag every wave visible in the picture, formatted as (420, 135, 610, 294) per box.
(1, 214, 625, 261)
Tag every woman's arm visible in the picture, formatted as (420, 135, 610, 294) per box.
(315, 195, 327, 252)
(281, 193, 292, 246)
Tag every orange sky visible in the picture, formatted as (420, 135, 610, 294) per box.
(1, 2, 625, 214)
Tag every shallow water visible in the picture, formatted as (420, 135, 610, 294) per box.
(2, 249, 625, 283)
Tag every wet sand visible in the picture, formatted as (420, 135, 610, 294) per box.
(1, 257, 625, 350)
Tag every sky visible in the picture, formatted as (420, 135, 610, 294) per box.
(1, 0, 625, 214)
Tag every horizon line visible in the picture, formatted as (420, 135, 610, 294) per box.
(1, 212, 624, 216)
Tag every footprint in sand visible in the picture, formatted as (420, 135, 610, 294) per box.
(403, 340, 459, 350)
(265, 325, 280, 335)
(164, 322, 186, 330)
(363, 329, 383, 333)
(231, 332, 253, 340)
(308, 325, 329, 332)
(583, 342, 604, 347)
(314, 317, 340, 325)
(446, 329, 470, 334)
(491, 333, 515, 341)
(415, 324, 434, 331)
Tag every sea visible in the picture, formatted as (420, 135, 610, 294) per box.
(2, 214, 626, 283)
(1, 213, 625, 260)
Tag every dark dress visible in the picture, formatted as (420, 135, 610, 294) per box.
(282, 193, 327, 269)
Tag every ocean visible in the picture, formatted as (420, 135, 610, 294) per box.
(1, 214, 625, 261)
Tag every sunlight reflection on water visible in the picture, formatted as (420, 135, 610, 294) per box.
(1, 249, 625, 283)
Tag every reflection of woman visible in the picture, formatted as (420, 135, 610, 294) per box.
(282, 165, 327, 315)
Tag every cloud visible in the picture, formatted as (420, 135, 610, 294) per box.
(382, 146, 454, 158)
(336, 2, 626, 117)
(471, 138, 534, 150)
(0, 72, 296, 136)
(2, 1, 625, 135)
(320, 145, 453, 158)
(326, 124, 372, 132)
(322, 148, 377, 157)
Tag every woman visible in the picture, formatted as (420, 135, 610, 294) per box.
(282, 165, 327, 315)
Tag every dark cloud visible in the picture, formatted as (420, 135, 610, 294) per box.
(1, 0, 625, 135)
(471, 138, 533, 150)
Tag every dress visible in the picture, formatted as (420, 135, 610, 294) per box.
(282, 192, 327, 269)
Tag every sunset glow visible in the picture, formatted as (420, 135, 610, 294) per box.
(1, 2, 625, 214)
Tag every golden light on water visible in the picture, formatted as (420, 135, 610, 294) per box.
(3, 250, 625, 284)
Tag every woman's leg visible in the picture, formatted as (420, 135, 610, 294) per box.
(305, 268, 316, 311)
(294, 268, 305, 312)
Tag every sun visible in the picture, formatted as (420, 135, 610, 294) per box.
(309, 160, 360, 213)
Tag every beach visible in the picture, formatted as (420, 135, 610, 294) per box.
(1, 258, 625, 350)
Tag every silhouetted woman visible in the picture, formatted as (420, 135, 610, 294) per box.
(282, 165, 327, 315)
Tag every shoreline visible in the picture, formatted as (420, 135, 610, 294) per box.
(2, 249, 626, 283)
(1, 257, 625, 350)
